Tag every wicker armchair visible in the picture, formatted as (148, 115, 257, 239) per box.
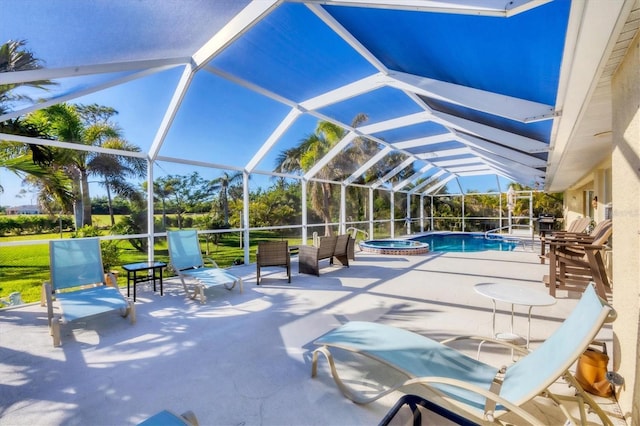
(256, 241, 291, 284)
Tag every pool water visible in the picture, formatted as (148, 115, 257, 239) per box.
(411, 233, 518, 252)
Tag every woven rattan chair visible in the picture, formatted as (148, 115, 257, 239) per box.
(256, 241, 291, 284)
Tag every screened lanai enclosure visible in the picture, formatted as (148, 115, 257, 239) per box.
(0, 1, 627, 276)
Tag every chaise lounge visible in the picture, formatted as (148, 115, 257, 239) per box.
(41, 238, 136, 347)
(311, 283, 616, 425)
(167, 230, 243, 303)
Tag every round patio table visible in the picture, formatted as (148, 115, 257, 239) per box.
(474, 282, 556, 357)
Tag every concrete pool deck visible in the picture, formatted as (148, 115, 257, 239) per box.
(0, 245, 624, 425)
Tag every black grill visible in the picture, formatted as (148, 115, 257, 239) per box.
(538, 214, 556, 233)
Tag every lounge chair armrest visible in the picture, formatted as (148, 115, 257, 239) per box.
(547, 241, 592, 249)
(548, 231, 590, 237)
(547, 237, 595, 245)
(578, 244, 610, 250)
(547, 235, 595, 242)
(202, 257, 220, 268)
(440, 335, 531, 356)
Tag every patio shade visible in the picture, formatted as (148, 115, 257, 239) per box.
(0, 0, 630, 194)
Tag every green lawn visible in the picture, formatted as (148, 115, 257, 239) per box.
(0, 230, 300, 304)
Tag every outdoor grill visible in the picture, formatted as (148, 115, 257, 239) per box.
(538, 214, 556, 233)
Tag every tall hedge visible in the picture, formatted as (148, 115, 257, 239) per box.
(0, 215, 74, 235)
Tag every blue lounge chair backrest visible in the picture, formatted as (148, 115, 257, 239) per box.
(167, 230, 205, 271)
(50, 238, 105, 291)
(500, 283, 614, 405)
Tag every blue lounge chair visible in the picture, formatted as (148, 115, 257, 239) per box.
(167, 230, 242, 303)
(138, 410, 199, 426)
(41, 238, 135, 347)
(312, 283, 616, 425)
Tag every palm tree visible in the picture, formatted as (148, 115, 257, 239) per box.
(142, 179, 175, 231)
(275, 115, 370, 236)
(26, 103, 146, 227)
(0, 40, 54, 113)
(89, 138, 146, 226)
(208, 171, 243, 227)
(0, 40, 68, 203)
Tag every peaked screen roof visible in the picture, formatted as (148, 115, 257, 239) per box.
(0, 0, 630, 194)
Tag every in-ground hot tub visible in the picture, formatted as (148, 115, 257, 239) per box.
(359, 239, 429, 255)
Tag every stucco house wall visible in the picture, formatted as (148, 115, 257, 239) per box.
(611, 27, 640, 424)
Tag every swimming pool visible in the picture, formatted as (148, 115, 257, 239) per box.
(359, 239, 430, 255)
(410, 233, 518, 252)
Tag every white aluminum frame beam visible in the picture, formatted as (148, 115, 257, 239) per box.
(408, 169, 448, 194)
(393, 164, 434, 191)
(149, 1, 280, 161)
(304, 132, 357, 180)
(371, 157, 415, 189)
(344, 147, 391, 184)
(474, 150, 545, 181)
(422, 174, 456, 195)
(246, 107, 303, 173)
(358, 111, 432, 134)
(393, 133, 455, 150)
(296, 0, 551, 17)
(431, 111, 549, 153)
(0, 133, 146, 158)
(299, 73, 386, 111)
(148, 64, 195, 161)
(454, 131, 547, 168)
(388, 70, 557, 123)
(308, 4, 389, 73)
(416, 147, 471, 160)
(191, 0, 280, 69)
(443, 164, 491, 173)
(0, 64, 181, 122)
(0, 57, 190, 85)
(433, 158, 483, 168)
